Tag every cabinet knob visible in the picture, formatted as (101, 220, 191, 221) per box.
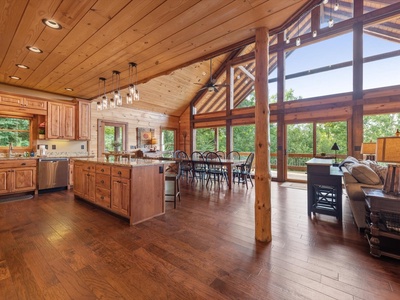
(101, 196, 104, 200)
(101, 180, 104, 184)
(118, 171, 122, 175)
(101, 169, 104, 172)
(21, 163, 26, 166)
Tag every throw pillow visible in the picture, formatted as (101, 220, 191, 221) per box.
(346, 163, 381, 185)
(338, 156, 359, 170)
(369, 163, 388, 184)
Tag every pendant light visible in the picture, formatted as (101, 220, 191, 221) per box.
(328, 0, 334, 28)
(112, 70, 122, 107)
(96, 77, 107, 111)
(127, 62, 140, 102)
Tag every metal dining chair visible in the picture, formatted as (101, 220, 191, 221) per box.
(191, 151, 207, 185)
(206, 152, 226, 186)
(176, 150, 192, 182)
(233, 152, 255, 188)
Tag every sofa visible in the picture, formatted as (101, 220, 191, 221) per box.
(340, 156, 387, 230)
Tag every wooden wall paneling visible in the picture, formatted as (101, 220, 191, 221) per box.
(90, 103, 179, 157)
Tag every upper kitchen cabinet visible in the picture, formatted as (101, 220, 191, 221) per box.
(47, 102, 75, 139)
(0, 94, 47, 115)
(75, 100, 91, 140)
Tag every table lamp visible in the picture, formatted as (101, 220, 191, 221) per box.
(150, 137, 158, 151)
(376, 136, 400, 195)
(360, 141, 376, 161)
(331, 142, 339, 166)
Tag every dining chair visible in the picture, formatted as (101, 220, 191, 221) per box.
(176, 150, 192, 182)
(233, 152, 255, 188)
(216, 151, 225, 159)
(191, 151, 207, 185)
(206, 152, 226, 186)
(227, 151, 241, 183)
(165, 162, 181, 208)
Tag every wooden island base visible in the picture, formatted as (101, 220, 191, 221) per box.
(73, 158, 166, 225)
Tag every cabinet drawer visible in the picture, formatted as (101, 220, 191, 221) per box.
(96, 187, 111, 208)
(0, 159, 36, 168)
(81, 162, 95, 172)
(96, 173, 110, 189)
(96, 165, 111, 175)
(112, 167, 131, 179)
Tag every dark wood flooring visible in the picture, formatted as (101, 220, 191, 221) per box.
(0, 181, 399, 299)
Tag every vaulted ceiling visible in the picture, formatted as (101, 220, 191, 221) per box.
(0, 0, 319, 116)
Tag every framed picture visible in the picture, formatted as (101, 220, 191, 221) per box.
(137, 127, 154, 148)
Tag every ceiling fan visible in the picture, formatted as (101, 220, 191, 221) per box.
(195, 58, 229, 93)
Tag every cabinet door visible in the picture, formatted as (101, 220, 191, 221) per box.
(0, 95, 24, 107)
(25, 98, 47, 110)
(86, 173, 96, 202)
(111, 177, 130, 216)
(47, 102, 62, 139)
(0, 169, 11, 194)
(73, 163, 85, 196)
(13, 167, 36, 192)
(76, 101, 91, 140)
(62, 104, 75, 139)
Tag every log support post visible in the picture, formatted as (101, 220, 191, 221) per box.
(254, 27, 271, 242)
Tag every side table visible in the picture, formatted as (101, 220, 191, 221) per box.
(362, 187, 400, 259)
(306, 158, 343, 220)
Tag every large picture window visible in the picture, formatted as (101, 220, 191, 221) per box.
(0, 117, 31, 148)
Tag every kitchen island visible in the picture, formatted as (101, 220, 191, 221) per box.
(73, 158, 169, 225)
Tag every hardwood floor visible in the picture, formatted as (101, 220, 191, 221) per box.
(0, 181, 399, 300)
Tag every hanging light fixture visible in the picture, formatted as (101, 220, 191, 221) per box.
(296, 19, 301, 46)
(127, 62, 140, 102)
(96, 77, 108, 110)
(334, 0, 339, 11)
(112, 70, 122, 107)
(285, 29, 290, 44)
(96, 77, 103, 111)
(328, 0, 334, 28)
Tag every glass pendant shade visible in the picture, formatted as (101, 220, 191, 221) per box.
(328, 18, 334, 27)
(296, 37, 301, 46)
(102, 95, 108, 109)
(109, 98, 115, 109)
(96, 101, 102, 111)
(128, 62, 139, 102)
(126, 93, 133, 104)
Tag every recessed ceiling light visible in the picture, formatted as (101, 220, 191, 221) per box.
(9, 76, 21, 80)
(42, 19, 62, 30)
(16, 64, 29, 69)
(65, 88, 74, 92)
(27, 46, 43, 53)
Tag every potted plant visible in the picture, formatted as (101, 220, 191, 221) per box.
(38, 128, 45, 139)
(111, 141, 122, 152)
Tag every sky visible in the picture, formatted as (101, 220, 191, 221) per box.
(268, 28, 400, 99)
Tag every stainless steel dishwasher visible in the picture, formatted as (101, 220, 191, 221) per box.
(38, 158, 69, 190)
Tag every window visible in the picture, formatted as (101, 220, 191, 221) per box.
(195, 127, 226, 152)
(161, 129, 176, 155)
(0, 117, 31, 148)
(285, 33, 353, 99)
(97, 120, 128, 155)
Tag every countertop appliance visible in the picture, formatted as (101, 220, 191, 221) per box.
(38, 158, 69, 190)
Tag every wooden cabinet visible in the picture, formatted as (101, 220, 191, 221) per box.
(0, 160, 37, 195)
(47, 102, 75, 139)
(95, 164, 111, 208)
(76, 100, 91, 140)
(0, 94, 47, 115)
(73, 161, 95, 201)
(111, 166, 131, 216)
(73, 160, 165, 225)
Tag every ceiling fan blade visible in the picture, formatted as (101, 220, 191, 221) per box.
(193, 83, 204, 86)
(215, 83, 229, 87)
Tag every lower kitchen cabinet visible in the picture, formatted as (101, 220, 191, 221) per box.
(72, 159, 165, 225)
(73, 161, 95, 202)
(0, 160, 37, 195)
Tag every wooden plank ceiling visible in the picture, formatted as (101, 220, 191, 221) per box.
(0, 0, 313, 117)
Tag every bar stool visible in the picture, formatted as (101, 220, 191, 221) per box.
(165, 163, 181, 208)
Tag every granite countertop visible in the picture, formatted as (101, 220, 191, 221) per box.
(0, 155, 95, 161)
(72, 157, 174, 167)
